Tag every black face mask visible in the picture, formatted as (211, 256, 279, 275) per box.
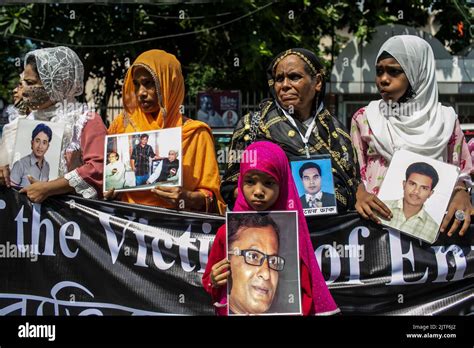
(13, 98, 29, 114)
(22, 85, 52, 109)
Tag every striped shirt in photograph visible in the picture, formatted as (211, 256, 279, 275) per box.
(131, 144, 155, 176)
(380, 199, 439, 243)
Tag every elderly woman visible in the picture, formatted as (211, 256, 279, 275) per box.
(108, 49, 225, 214)
(0, 46, 106, 202)
(221, 48, 360, 211)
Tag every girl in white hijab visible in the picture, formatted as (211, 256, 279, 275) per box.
(0, 46, 106, 201)
(351, 35, 472, 237)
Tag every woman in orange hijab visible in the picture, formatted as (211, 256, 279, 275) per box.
(108, 50, 225, 214)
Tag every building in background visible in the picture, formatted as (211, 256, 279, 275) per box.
(328, 24, 474, 128)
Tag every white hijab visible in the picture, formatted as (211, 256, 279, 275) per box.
(366, 35, 457, 162)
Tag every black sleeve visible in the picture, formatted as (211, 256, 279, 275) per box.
(148, 145, 156, 159)
(131, 146, 138, 161)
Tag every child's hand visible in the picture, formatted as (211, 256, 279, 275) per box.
(210, 258, 230, 288)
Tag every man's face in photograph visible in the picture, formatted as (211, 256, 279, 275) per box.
(168, 150, 177, 162)
(229, 225, 280, 314)
(31, 131, 50, 160)
(302, 167, 321, 195)
(403, 173, 434, 208)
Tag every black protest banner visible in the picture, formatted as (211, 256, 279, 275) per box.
(0, 188, 223, 315)
(306, 215, 474, 315)
(0, 188, 472, 315)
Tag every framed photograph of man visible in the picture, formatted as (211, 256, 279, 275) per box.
(196, 90, 241, 128)
(290, 155, 337, 216)
(377, 150, 460, 244)
(10, 119, 66, 188)
(103, 127, 182, 193)
(226, 211, 301, 316)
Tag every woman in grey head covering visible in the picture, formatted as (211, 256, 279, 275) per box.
(0, 46, 106, 202)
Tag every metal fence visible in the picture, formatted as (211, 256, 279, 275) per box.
(101, 91, 473, 127)
(102, 90, 271, 125)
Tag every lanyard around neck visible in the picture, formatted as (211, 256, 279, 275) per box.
(280, 103, 323, 158)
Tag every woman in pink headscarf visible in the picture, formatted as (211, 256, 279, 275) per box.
(202, 141, 339, 315)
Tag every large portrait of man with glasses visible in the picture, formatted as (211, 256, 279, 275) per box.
(226, 211, 301, 315)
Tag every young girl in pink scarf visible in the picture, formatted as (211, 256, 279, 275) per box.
(202, 141, 339, 315)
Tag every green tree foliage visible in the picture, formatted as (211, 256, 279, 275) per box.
(433, 0, 473, 53)
(0, 1, 471, 118)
